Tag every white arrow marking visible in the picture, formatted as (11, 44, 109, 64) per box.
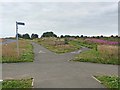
(71, 50, 82, 54)
(39, 50, 46, 53)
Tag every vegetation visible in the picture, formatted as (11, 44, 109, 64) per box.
(2, 78, 33, 88)
(95, 76, 119, 89)
(73, 45, 119, 65)
(41, 32, 57, 38)
(18, 33, 39, 39)
(22, 33, 31, 39)
(2, 40, 34, 63)
(35, 38, 82, 53)
(31, 33, 38, 39)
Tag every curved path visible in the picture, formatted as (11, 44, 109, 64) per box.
(2, 42, 118, 88)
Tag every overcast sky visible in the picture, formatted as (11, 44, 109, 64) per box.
(0, 2, 118, 38)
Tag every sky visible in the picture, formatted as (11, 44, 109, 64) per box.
(0, 1, 118, 38)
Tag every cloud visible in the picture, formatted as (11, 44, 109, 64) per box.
(0, 2, 118, 37)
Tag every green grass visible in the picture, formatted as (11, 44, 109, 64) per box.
(69, 40, 97, 49)
(73, 49, 118, 65)
(95, 76, 119, 89)
(35, 38, 83, 54)
(2, 40, 34, 63)
(2, 78, 33, 88)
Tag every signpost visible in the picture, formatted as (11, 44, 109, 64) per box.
(16, 21, 25, 56)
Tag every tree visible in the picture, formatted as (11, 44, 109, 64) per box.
(111, 35, 114, 38)
(60, 35, 64, 38)
(64, 35, 71, 38)
(23, 33, 30, 39)
(101, 35, 103, 38)
(31, 33, 38, 39)
(41, 32, 57, 37)
(81, 35, 84, 38)
(17, 33, 22, 38)
(115, 35, 118, 37)
(96, 36, 100, 39)
(75, 35, 79, 38)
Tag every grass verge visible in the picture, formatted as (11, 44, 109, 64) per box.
(2, 78, 33, 88)
(2, 40, 34, 63)
(73, 45, 119, 65)
(95, 76, 119, 89)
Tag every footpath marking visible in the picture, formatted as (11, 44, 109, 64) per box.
(71, 50, 82, 54)
(92, 76, 102, 83)
(39, 50, 46, 53)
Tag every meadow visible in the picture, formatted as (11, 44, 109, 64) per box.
(2, 40, 34, 63)
(73, 38, 119, 65)
(35, 37, 82, 53)
(34, 37, 119, 65)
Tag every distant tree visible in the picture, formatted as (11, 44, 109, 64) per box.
(96, 36, 100, 39)
(81, 35, 84, 38)
(64, 35, 71, 38)
(84, 36, 87, 38)
(111, 35, 114, 38)
(115, 35, 118, 37)
(17, 33, 22, 38)
(23, 33, 30, 39)
(75, 35, 79, 38)
(92, 36, 95, 38)
(31, 33, 38, 39)
(41, 32, 57, 37)
(101, 35, 103, 38)
(60, 35, 64, 38)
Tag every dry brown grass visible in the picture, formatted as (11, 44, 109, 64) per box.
(98, 45, 118, 58)
(0, 38, 6, 42)
(74, 44, 119, 64)
(2, 40, 29, 58)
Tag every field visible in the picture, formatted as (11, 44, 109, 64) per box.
(2, 40, 34, 63)
(95, 76, 119, 89)
(73, 45, 119, 64)
(72, 37, 119, 65)
(35, 37, 82, 53)
(2, 78, 32, 88)
(34, 37, 119, 64)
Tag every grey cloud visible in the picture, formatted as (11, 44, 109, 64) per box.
(0, 2, 118, 37)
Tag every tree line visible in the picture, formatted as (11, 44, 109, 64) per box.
(17, 33, 38, 39)
(17, 31, 119, 39)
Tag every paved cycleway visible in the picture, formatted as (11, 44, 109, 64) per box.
(2, 42, 118, 88)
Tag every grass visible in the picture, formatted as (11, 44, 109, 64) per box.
(2, 40, 34, 63)
(95, 76, 119, 89)
(73, 45, 119, 65)
(2, 78, 33, 88)
(35, 38, 82, 54)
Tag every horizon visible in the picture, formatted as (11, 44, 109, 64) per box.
(2, 32, 119, 38)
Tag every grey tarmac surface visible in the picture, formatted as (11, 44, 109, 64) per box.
(2, 42, 118, 88)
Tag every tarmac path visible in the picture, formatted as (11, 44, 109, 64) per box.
(2, 42, 118, 88)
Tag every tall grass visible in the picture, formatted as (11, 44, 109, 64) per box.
(74, 45, 119, 65)
(35, 38, 82, 53)
(2, 40, 33, 63)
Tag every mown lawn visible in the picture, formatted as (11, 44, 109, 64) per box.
(2, 78, 32, 88)
(95, 76, 119, 89)
(2, 40, 34, 63)
(73, 45, 119, 65)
